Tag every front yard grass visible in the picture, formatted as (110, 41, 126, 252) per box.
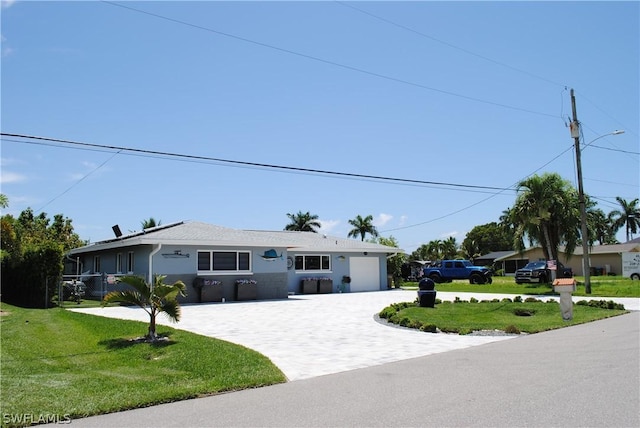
(0, 303, 286, 426)
(401, 275, 640, 297)
(379, 297, 629, 335)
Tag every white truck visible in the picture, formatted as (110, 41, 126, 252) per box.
(622, 252, 640, 280)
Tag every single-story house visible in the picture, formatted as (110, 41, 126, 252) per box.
(494, 243, 640, 276)
(472, 251, 515, 268)
(65, 221, 402, 303)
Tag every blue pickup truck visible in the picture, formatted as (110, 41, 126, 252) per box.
(423, 260, 493, 284)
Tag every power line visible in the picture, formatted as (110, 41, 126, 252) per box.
(335, 1, 568, 88)
(0, 133, 517, 193)
(101, 0, 559, 119)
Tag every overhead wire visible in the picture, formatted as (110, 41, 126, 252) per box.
(100, 0, 558, 119)
(0, 133, 518, 194)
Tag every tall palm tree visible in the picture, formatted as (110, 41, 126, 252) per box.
(588, 208, 617, 245)
(426, 239, 442, 261)
(0, 194, 8, 209)
(440, 237, 458, 259)
(511, 173, 581, 261)
(284, 211, 321, 232)
(610, 197, 640, 242)
(103, 274, 186, 342)
(347, 214, 379, 241)
(141, 217, 161, 229)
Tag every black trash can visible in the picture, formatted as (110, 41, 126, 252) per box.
(417, 278, 436, 308)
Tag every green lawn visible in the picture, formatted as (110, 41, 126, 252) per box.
(401, 275, 640, 297)
(0, 303, 285, 426)
(379, 298, 629, 335)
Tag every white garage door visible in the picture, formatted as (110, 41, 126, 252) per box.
(349, 257, 380, 292)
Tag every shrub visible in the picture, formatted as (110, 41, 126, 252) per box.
(524, 297, 540, 303)
(513, 296, 523, 303)
(470, 297, 478, 303)
(576, 300, 625, 310)
(420, 324, 438, 333)
(504, 325, 521, 334)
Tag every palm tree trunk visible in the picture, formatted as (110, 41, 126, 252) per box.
(148, 312, 157, 341)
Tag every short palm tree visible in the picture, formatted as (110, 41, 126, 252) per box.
(347, 214, 379, 241)
(284, 211, 321, 232)
(102, 274, 186, 342)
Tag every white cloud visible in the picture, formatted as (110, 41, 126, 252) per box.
(318, 219, 340, 234)
(0, 170, 26, 184)
(374, 213, 393, 227)
(1, 1, 16, 9)
(398, 215, 408, 226)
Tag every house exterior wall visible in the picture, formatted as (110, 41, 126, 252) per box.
(497, 248, 625, 277)
(286, 252, 388, 294)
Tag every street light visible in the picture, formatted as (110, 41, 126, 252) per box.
(573, 128, 625, 294)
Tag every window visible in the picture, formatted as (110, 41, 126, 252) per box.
(197, 251, 251, 272)
(93, 255, 101, 273)
(127, 251, 135, 273)
(294, 255, 331, 271)
(116, 253, 122, 274)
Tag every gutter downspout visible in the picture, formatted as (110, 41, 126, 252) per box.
(149, 244, 162, 283)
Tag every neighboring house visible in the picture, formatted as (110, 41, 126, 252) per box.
(473, 251, 514, 269)
(494, 243, 640, 276)
(65, 221, 402, 303)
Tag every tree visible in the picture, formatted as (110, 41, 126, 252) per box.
(103, 274, 187, 342)
(377, 236, 405, 287)
(462, 222, 515, 257)
(141, 217, 161, 229)
(588, 208, 617, 245)
(510, 173, 581, 262)
(284, 211, 321, 232)
(440, 237, 458, 259)
(0, 193, 8, 209)
(609, 197, 640, 242)
(1, 208, 84, 307)
(347, 215, 378, 241)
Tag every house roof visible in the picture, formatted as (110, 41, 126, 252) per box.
(475, 251, 514, 261)
(68, 221, 402, 255)
(494, 243, 640, 261)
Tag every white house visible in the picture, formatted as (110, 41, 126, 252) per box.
(66, 221, 402, 303)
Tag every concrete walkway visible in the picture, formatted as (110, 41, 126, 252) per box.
(72, 290, 639, 381)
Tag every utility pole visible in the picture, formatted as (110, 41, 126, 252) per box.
(570, 88, 592, 294)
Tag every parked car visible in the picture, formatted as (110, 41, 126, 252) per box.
(423, 259, 492, 284)
(515, 261, 573, 284)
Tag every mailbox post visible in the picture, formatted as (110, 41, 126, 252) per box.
(553, 278, 576, 321)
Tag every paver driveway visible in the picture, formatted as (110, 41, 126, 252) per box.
(73, 289, 516, 380)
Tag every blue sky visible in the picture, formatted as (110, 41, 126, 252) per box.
(1, 1, 638, 253)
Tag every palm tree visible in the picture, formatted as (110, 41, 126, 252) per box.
(347, 214, 379, 241)
(0, 194, 8, 209)
(102, 274, 186, 342)
(426, 240, 442, 261)
(141, 217, 161, 229)
(284, 211, 321, 232)
(511, 173, 581, 261)
(610, 197, 640, 242)
(588, 208, 617, 245)
(440, 237, 458, 259)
